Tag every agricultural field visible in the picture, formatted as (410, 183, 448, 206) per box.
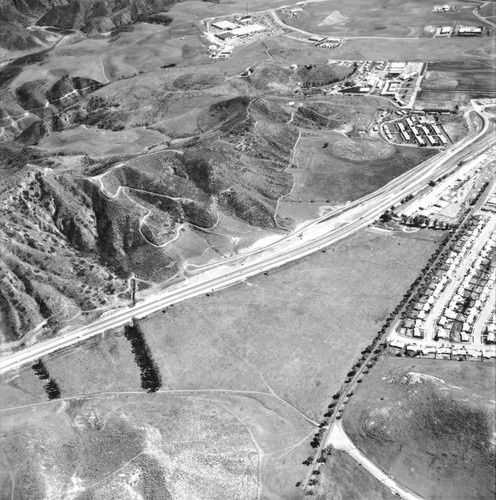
(324, 37, 495, 63)
(342, 356, 496, 500)
(282, 0, 486, 37)
(421, 60, 496, 98)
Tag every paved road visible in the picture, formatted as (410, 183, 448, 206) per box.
(327, 421, 423, 500)
(0, 104, 493, 376)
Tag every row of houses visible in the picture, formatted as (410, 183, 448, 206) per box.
(390, 339, 496, 359)
(384, 114, 449, 147)
(437, 227, 495, 342)
(396, 215, 492, 341)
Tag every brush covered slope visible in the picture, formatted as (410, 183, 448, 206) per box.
(0, 92, 298, 344)
(0, 0, 178, 54)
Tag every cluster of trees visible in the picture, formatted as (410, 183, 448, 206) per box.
(124, 320, 162, 392)
(32, 359, 61, 400)
(380, 209, 453, 230)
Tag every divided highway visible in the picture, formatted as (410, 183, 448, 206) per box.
(0, 104, 493, 376)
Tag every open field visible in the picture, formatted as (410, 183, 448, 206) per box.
(0, 226, 446, 497)
(342, 356, 496, 500)
(9, 22, 209, 91)
(139, 228, 445, 422)
(282, 0, 486, 37)
(279, 129, 436, 222)
(38, 126, 167, 157)
(422, 60, 496, 94)
(301, 37, 496, 63)
(314, 448, 397, 500)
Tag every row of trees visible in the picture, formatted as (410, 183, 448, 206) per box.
(124, 320, 162, 392)
(298, 224, 467, 493)
(32, 359, 61, 400)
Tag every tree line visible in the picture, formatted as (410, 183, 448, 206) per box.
(124, 320, 162, 392)
(32, 359, 61, 400)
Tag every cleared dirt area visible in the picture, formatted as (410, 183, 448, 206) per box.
(342, 356, 496, 500)
(327, 37, 495, 63)
(314, 448, 397, 500)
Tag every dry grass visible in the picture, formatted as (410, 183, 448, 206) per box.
(284, 0, 486, 37)
(38, 126, 167, 157)
(140, 228, 444, 422)
(343, 356, 496, 500)
(315, 448, 397, 500)
(0, 391, 313, 499)
(279, 130, 436, 222)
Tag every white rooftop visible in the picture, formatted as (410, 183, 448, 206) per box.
(212, 20, 238, 30)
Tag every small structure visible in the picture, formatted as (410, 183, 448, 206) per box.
(388, 62, 407, 75)
(309, 35, 325, 43)
(457, 25, 483, 35)
(215, 32, 235, 41)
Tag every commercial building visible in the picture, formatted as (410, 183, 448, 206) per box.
(457, 25, 483, 35)
(215, 32, 235, 41)
(212, 20, 238, 30)
(230, 24, 266, 37)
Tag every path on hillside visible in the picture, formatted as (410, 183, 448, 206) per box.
(327, 421, 423, 500)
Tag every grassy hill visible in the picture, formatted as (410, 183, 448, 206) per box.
(342, 357, 496, 500)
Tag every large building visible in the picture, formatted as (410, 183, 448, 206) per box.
(230, 24, 266, 37)
(212, 20, 238, 30)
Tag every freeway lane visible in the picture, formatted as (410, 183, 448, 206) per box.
(0, 104, 493, 376)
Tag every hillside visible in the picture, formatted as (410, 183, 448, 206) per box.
(0, 0, 179, 54)
(0, 92, 300, 344)
(342, 357, 496, 500)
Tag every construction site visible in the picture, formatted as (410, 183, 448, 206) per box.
(203, 14, 284, 59)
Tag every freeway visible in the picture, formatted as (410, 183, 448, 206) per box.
(0, 103, 493, 376)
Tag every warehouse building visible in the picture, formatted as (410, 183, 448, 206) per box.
(212, 20, 238, 30)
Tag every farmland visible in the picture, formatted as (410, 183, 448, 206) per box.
(423, 61, 496, 92)
(342, 356, 496, 500)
